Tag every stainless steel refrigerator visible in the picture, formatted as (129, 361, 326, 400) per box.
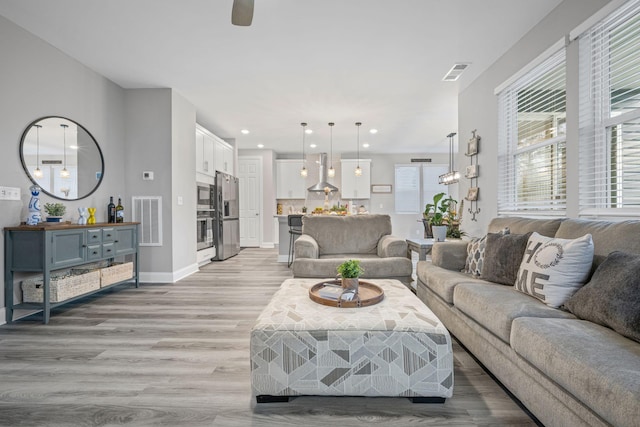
(213, 171, 240, 260)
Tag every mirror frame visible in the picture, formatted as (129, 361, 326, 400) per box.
(19, 116, 105, 201)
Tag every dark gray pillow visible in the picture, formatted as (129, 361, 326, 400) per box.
(481, 232, 532, 285)
(564, 251, 640, 343)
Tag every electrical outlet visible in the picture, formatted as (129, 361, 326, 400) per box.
(0, 186, 21, 201)
(177, 196, 184, 206)
(142, 171, 154, 180)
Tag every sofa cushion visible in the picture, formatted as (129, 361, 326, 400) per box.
(417, 262, 486, 304)
(555, 218, 640, 271)
(511, 317, 640, 427)
(453, 283, 575, 343)
(481, 232, 531, 285)
(515, 232, 593, 308)
(301, 214, 392, 255)
(488, 217, 563, 237)
(565, 251, 640, 343)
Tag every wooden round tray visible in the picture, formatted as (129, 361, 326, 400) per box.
(309, 280, 384, 308)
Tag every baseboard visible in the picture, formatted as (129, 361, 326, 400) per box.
(277, 255, 289, 263)
(260, 242, 275, 249)
(0, 308, 5, 326)
(139, 263, 199, 283)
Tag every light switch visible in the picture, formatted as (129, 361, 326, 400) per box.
(142, 171, 154, 180)
(0, 186, 21, 201)
(177, 196, 183, 206)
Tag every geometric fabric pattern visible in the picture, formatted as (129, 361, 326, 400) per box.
(463, 227, 510, 276)
(250, 279, 453, 398)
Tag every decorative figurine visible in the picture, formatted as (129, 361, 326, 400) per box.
(78, 207, 88, 225)
(26, 185, 41, 225)
(87, 207, 96, 225)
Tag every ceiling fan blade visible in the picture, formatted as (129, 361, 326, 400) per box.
(232, 0, 254, 26)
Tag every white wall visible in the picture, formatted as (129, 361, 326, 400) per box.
(0, 16, 127, 311)
(457, 0, 611, 238)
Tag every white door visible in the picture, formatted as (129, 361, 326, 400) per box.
(238, 157, 262, 247)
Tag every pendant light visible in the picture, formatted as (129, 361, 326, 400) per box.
(300, 122, 308, 177)
(438, 132, 460, 185)
(60, 124, 70, 178)
(355, 122, 363, 176)
(327, 122, 335, 178)
(33, 124, 43, 179)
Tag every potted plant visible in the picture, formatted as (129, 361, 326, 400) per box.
(337, 259, 364, 293)
(424, 192, 451, 242)
(43, 202, 66, 222)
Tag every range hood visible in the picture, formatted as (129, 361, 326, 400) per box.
(307, 153, 339, 193)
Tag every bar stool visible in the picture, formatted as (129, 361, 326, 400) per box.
(288, 214, 304, 267)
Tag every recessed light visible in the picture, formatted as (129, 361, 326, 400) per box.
(310, 144, 317, 148)
(69, 145, 79, 150)
(363, 143, 370, 148)
(241, 129, 250, 134)
(369, 129, 378, 134)
(305, 129, 313, 134)
(257, 144, 264, 148)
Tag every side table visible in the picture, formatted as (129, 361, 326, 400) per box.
(406, 238, 435, 261)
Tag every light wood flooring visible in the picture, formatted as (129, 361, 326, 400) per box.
(0, 248, 538, 426)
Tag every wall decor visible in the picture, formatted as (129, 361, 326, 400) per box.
(371, 184, 392, 193)
(465, 130, 481, 221)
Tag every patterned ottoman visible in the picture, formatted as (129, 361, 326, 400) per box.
(250, 278, 453, 403)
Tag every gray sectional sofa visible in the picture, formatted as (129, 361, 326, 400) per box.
(292, 214, 413, 284)
(416, 217, 640, 427)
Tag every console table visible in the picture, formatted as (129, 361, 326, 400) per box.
(406, 238, 435, 261)
(4, 222, 139, 324)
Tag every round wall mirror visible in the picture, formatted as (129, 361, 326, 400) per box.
(20, 116, 104, 200)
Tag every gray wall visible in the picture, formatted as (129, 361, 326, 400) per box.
(170, 91, 197, 273)
(0, 16, 127, 310)
(457, 0, 611, 238)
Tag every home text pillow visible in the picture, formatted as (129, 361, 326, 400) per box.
(481, 232, 532, 285)
(515, 232, 594, 308)
(463, 227, 510, 276)
(565, 251, 640, 343)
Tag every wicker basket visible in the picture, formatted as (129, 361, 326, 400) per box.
(100, 262, 134, 287)
(22, 270, 101, 303)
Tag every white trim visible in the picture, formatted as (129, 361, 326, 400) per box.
(0, 308, 5, 326)
(277, 254, 289, 263)
(260, 242, 275, 249)
(570, 0, 629, 40)
(494, 37, 566, 95)
(139, 262, 198, 283)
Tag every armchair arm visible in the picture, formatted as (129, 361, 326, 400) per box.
(431, 240, 469, 271)
(377, 235, 408, 258)
(294, 234, 319, 259)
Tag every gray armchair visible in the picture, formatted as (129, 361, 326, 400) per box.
(291, 214, 413, 284)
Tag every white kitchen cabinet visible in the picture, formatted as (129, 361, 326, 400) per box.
(276, 159, 306, 199)
(214, 139, 234, 175)
(340, 159, 371, 199)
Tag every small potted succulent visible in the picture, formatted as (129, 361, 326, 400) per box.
(337, 259, 364, 293)
(43, 202, 66, 222)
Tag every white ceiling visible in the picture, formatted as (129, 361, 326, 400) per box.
(0, 0, 564, 155)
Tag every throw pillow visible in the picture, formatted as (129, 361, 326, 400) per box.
(481, 232, 532, 285)
(463, 227, 510, 276)
(515, 232, 594, 308)
(564, 251, 640, 343)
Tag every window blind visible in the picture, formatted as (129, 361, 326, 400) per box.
(497, 49, 567, 215)
(578, 0, 640, 215)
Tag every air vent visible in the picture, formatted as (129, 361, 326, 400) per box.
(132, 196, 162, 246)
(411, 158, 432, 163)
(443, 63, 470, 82)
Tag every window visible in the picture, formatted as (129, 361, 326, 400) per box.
(497, 49, 567, 215)
(579, 0, 640, 214)
(394, 164, 448, 214)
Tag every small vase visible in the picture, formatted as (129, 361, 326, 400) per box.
(87, 207, 96, 225)
(341, 277, 359, 294)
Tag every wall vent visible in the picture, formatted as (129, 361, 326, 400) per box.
(132, 196, 162, 246)
(443, 63, 470, 81)
(411, 158, 432, 163)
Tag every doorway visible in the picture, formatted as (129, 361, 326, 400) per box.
(238, 156, 262, 247)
